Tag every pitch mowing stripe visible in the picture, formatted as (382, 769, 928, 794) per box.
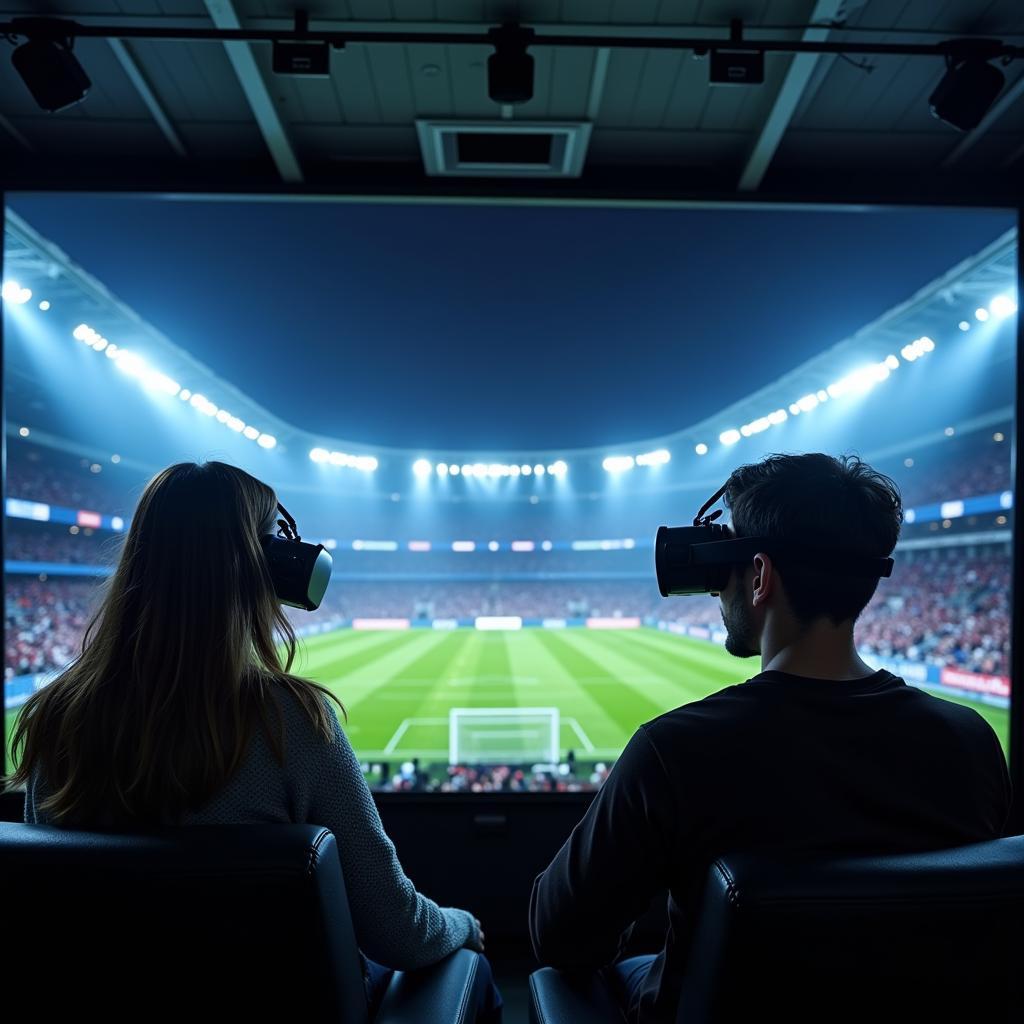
(340, 631, 470, 751)
(508, 630, 629, 750)
(302, 629, 427, 683)
(583, 630, 745, 703)
(556, 629, 724, 721)
(534, 630, 666, 737)
(628, 628, 746, 673)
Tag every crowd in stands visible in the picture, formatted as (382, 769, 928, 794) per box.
(373, 759, 613, 793)
(5, 579, 94, 681)
(856, 550, 1009, 676)
(7, 441, 141, 514)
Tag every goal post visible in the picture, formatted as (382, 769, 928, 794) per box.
(449, 707, 560, 765)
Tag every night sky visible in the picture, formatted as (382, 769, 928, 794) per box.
(9, 195, 1014, 451)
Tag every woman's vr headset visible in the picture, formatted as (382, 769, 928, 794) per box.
(655, 482, 895, 598)
(260, 503, 332, 611)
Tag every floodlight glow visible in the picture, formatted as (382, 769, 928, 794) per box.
(92, 338, 109, 353)
(450, 464, 461, 476)
(2, 280, 31, 304)
(826, 361, 891, 399)
(413, 458, 432, 478)
(768, 409, 787, 425)
(488, 540, 500, 551)
(216, 410, 231, 423)
(461, 464, 473, 477)
(226, 417, 245, 432)
(817, 389, 828, 402)
(179, 389, 192, 401)
(354, 455, 378, 472)
(473, 463, 487, 478)
(105, 345, 118, 358)
(310, 448, 329, 463)
(408, 540, 431, 552)
(73, 324, 89, 340)
(512, 540, 535, 552)
(114, 351, 146, 377)
(885, 354, 900, 370)
(534, 464, 545, 476)
(452, 541, 476, 552)
(551, 460, 568, 477)
(797, 394, 819, 413)
(789, 403, 801, 415)
(959, 320, 971, 331)
(541, 540, 553, 551)
(437, 463, 449, 477)
(990, 293, 1018, 319)
(257, 434, 276, 449)
(111, 516, 124, 531)
(695, 443, 708, 455)
(243, 426, 260, 440)
(38, 300, 50, 311)
(603, 455, 634, 473)
(636, 449, 670, 467)
(522, 465, 533, 476)
(720, 429, 741, 445)
(976, 307, 989, 322)
(510, 465, 521, 477)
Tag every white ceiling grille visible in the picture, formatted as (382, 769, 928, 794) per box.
(415, 120, 592, 178)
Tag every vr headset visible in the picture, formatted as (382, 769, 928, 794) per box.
(260, 503, 332, 611)
(655, 482, 895, 598)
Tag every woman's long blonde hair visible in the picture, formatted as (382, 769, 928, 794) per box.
(4, 461, 343, 826)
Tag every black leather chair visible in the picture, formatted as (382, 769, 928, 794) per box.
(530, 836, 1024, 1024)
(0, 821, 486, 1022)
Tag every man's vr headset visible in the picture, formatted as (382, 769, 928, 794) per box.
(260, 503, 332, 611)
(655, 482, 895, 598)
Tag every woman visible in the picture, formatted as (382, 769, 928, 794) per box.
(7, 460, 501, 1021)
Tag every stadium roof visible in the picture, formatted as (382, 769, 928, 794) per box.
(0, 1, 1023, 204)
(4, 208, 1016, 468)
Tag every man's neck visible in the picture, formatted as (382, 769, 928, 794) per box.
(760, 619, 874, 680)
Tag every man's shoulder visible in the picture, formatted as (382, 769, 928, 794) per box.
(641, 680, 759, 740)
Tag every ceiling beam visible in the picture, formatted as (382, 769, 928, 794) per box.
(202, 0, 302, 183)
(941, 72, 1024, 168)
(0, 113, 33, 152)
(738, 0, 844, 192)
(107, 38, 187, 158)
(586, 47, 611, 121)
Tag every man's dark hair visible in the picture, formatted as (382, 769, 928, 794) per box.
(724, 453, 903, 627)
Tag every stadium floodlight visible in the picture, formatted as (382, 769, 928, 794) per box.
(928, 50, 1005, 132)
(461, 464, 473, 477)
(522, 464, 533, 476)
(510, 464, 521, 477)
(2, 280, 32, 304)
(450, 464, 461, 476)
(720, 429, 741, 445)
(550, 460, 568, 477)
(534, 464, 545, 477)
(797, 394, 819, 413)
(226, 417, 245, 432)
(488, 540, 500, 551)
(179, 389, 192, 401)
(257, 434, 276, 449)
(789, 403, 801, 415)
(959, 320, 971, 331)
(216, 410, 231, 423)
(885, 354, 900, 370)
(413, 458, 432, 478)
(452, 540, 476, 552)
(603, 455, 635, 473)
(695, 443, 708, 456)
(990, 293, 1018, 319)
(816, 389, 829, 402)
(541, 540, 553, 551)
(512, 540, 534, 551)
(310, 448, 329, 463)
(354, 455, 378, 472)
(38, 299, 50, 310)
(243, 426, 260, 440)
(976, 307, 990, 322)
(636, 449, 671, 467)
(437, 462, 449, 477)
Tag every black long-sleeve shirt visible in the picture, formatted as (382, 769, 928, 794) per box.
(529, 669, 1012, 1023)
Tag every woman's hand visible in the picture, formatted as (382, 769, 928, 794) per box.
(469, 916, 486, 953)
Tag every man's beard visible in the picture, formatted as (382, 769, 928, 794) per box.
(721, 589, 759, 658)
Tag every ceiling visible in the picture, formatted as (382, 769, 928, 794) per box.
(0, 1, 1022, 204)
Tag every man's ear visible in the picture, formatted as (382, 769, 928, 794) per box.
(751, 552, 774, 608)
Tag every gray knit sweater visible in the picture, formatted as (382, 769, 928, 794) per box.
(23, 688, 478, 971)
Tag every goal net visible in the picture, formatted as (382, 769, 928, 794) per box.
(449, 707, 561, 765)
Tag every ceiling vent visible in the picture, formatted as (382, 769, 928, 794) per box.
(415, 120, 591, 178)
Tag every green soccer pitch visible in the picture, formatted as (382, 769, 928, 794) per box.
(4, 628, 1010, 770)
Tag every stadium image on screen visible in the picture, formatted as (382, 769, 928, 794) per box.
(2, 201, 1016, 797)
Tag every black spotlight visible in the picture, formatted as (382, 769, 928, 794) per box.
(929, 52, 1005, 131)
(11, 21, 91, 113)
(488, 23, 534, 105)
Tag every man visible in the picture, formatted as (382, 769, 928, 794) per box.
(529, 453, 1011, 1024)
